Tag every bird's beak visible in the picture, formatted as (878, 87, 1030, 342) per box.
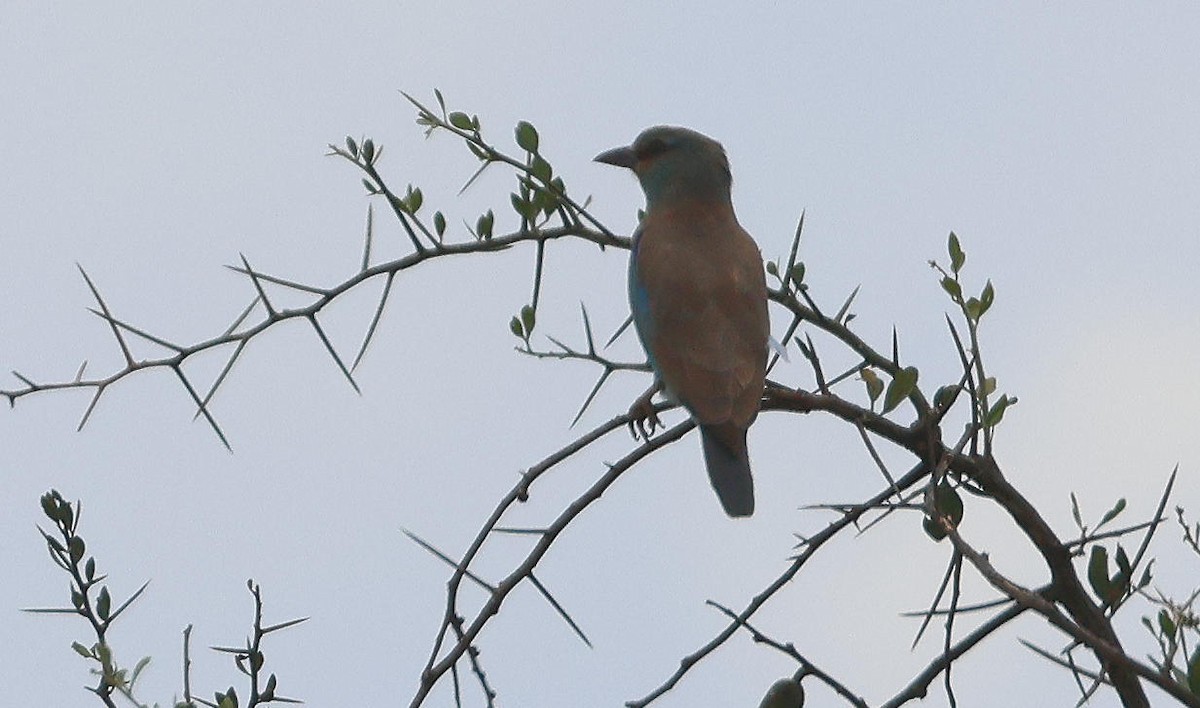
(593, 145, 637, 169)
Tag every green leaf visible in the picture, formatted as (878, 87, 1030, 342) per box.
(1087, 546, 1111, 601)
(530, 155, 552, 183)
(921, 481, 965, 543)
(45, 535, 64, 554)
(344, 136, 358, 157)
(1098, 498, 1127, 528)
(1141, 615, 1154, 634)
(1114, 546, 1132, 591)
(1114, 546, 1131, 590)
(790, 262, 806, 286)
(510, 193, 530, 220)
(85, 557, 95, 580)
(467, 142, 490, 161)
(1188, 645, 1200, 695)
(984, 394, 1012, 428)
(1070, 492, 1083, 530)
(509, 316, 524, 339)
(69, 536, 85, 564)
(933, 481, 964, 528)
(882, 366, 919, 414)
(40, 491, 59, 519)
(922, 515, 947, 541)
(477, 210, 494, 239)
(978, 279, 995, 317)
(765, 261, 778, 277)
(97, 586, 111, 621)
(965, 297, 982, 321)
(534, 188, 559, 216)
(981, 377, 997, 396)
(515, 120, 539, 153)
(433, 211, 446, 237)
(406, 186, 423, 213)
(361, 178, 374, 194)
(130, 655, 151, 683)
(940, 276, 961, 301)
(361, 138, 375, 164)
(1137, 560, 1154, 589)
(861, 368, 884, 404)
(1159, 609, 1176, 638)
(448, 112, 473, 131)
(933, 384, 959, 410)
(948, 232, 965, 273)
(72, 641, 93, 658)
(520, 305, 536, 335)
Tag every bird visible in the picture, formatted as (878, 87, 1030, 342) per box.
(595, 126, 770, 517)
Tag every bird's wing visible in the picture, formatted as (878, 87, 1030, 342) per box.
(634, 207, 768, 428)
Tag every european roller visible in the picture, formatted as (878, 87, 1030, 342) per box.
(596, 126, 770, 517)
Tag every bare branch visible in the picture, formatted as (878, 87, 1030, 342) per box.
(630, 462, 930, 707)
(707, 600, 868, 708)
(2, 224, 625, 444)
(412, 416, 694, 708)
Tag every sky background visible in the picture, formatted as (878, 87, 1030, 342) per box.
(3, 3, 1199, 707)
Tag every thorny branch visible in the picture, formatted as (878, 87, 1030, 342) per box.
(1, 224, 623, 448)
(10, 91, 1195, 707)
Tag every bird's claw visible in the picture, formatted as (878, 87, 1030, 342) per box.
(627, 390, 662, 441)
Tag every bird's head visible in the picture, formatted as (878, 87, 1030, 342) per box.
(594, 126, 732, 207)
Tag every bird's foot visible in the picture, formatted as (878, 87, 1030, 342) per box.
(627, 388, 662, 441)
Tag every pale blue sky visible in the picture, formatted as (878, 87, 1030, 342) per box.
(2, 4, 1198, 707)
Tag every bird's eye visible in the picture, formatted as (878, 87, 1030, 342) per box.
(638, 137, 669, 159)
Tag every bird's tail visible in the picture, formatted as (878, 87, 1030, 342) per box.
(699, 424, 755, 517)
